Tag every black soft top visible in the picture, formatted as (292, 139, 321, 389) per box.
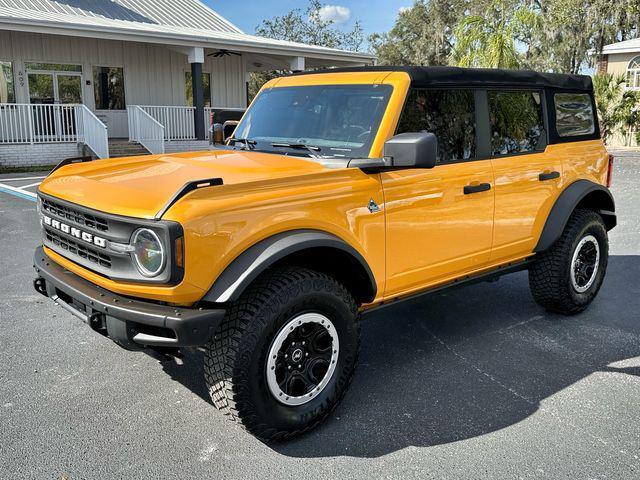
(293, 66, 592, 92)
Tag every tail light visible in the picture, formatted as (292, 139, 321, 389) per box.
(606, 154, 614, 188)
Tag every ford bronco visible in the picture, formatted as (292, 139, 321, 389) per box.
(33, 66, 616, 441)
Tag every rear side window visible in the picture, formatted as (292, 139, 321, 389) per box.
(397, 89, 476, 163)
(554, 93, 595, 137)
(489, 91, 545, 156)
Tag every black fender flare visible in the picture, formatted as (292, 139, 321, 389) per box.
(535, 180, 616, 252)
(202, 229, 377, 304)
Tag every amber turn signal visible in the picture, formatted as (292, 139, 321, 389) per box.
(175, 236, 184, 268)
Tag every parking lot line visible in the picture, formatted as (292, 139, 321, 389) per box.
(18, 182, 42, 189)
(0, 182, 37, 201)
(0, 176, 47, 182)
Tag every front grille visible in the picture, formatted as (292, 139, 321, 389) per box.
(42, 197, 109, 232)
(45, 229, 112, 269)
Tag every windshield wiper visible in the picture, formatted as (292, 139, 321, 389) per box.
(271, 142, 322, 157)
(227, 137, 257, 150)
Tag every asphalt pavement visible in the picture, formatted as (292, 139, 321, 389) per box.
(0, 153, 639, 479)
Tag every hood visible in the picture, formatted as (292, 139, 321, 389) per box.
(39, 149, 332, 218)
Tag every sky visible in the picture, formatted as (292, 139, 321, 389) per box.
(204, 1, 412, 39)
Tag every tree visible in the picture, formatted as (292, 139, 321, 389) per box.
(370, 0, 472, 66)
(373, 0, 640, 74)
(592, 73, 626, 143)
(249, 0, 365, 100)
(450, 0, 538, 69)
(619, 89, 640, 146)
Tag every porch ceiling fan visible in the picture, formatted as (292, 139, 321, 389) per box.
(208, 49, 242, 58)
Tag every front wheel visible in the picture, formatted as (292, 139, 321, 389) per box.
(204, 267, 360, 441)
(529, 209, 609, 315)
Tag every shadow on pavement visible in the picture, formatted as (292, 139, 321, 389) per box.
(158, 255, 640, 458)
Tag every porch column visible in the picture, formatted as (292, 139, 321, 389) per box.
(290, 56, 305, 72)
(189, 47, 206, 140)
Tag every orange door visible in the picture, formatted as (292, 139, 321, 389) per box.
(490, 152, 562, 262)
(486, 90, 562, 262)
(381, 159, 495, 298)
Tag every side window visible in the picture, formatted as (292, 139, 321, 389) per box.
(397, 89, 476, 163)
(488, 91, 544, 156)
(554, 93, 595, 137)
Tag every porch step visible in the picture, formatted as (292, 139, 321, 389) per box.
(108, 140, 150, 158)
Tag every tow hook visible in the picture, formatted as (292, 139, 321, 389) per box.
(33, 277, 47, 297)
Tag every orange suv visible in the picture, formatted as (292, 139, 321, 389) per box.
(33, 66, 616, 441)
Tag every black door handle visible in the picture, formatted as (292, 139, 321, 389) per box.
(464, 183, 492, 195)
(539, 171, 560, 181)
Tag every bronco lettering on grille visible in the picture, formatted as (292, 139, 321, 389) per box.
(42, 215, 107, 248)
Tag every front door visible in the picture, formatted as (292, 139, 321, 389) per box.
(28, 70, 82, 139)
(381, 88, 495, 298)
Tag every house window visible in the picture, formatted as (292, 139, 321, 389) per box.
(185, 72, 211, 107)
(25, 63, 82, 72)
(554, 93, 595, 137)
(0, 61, 15, 103)
(93, 67, 126, 110)
(396, 89, 476, 163)
(627, 56, 640, 89)
(488, 91, 545, 155)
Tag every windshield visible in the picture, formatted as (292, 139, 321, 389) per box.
(233, 84, 393, 158)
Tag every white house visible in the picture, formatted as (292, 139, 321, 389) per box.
(597, 38, 640, 147)
(0, 0, 374, 167)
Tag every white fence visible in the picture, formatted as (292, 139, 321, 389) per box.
(0, 103, 109, 158)
(129, 106, 243, 141)
(127, 106, 165, 155)
(76, 106, 109, 159)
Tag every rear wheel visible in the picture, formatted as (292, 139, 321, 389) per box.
(204, 267, 360, 441)
(529, 209, 608, 315)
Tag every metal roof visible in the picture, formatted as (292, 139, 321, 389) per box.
(0, 3, 373, 63)
(603, 38, 640, 55)
(0, 0, 242, 33)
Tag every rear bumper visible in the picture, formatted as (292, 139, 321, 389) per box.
(33, 246, 225, 349)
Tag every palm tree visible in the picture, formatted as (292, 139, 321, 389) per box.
(592, 73, 626, 144)
(618, 90, 640, 146)
(450, 0, 537, 69)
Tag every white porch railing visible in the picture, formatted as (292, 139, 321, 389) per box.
(0, 103, 109, 158)
(127, 106, 165, 154)
(76, 106, 109, 159)
(135, 105, 197, 141)
(130, 106, 243, 141)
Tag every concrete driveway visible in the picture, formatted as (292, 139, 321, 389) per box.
(0, 154, 639, 479)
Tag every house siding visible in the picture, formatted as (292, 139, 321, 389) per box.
(0, 30, 246, 137)
(607, 52, 637, 76)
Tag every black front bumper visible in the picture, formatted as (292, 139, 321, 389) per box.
(33, 246, 225, 349)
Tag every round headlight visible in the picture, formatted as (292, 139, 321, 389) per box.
(131, 228, 165, 277)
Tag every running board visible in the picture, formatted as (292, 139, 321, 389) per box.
(365, 259, 534, 315)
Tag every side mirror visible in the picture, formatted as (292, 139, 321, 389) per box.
(383, 132, 438, 168)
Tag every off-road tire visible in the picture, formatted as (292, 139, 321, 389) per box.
(529, 209, 608, 315)
(204, 267, 360, 441)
